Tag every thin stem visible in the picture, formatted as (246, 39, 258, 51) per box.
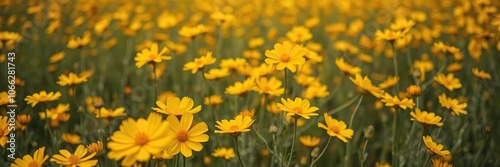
(183, 155, 186, 167)
(252, 126, 282, 162)
(345, 95, 364, 167)
(361, 139, 370, 167)
(284, 70, 288, 98)
(422, 155, 431, 167)
(42, 103, 56, 152)
(153, 63, 158, 102)
(309, 137, 332, 167)
(234, 137, 246, 167)
(391, 43, 400, 93)
(422, 57, 448, 91)
(286, 117, 298, 166)
(392, 109, 399, 167)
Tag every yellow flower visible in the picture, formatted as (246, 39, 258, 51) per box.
(295, 74, 321, 87)
(266, 102, 281, 115)
(375, 162, 392, 167)
(204, 95, 224, 105)
(318, 113, 354, 143)
(95, 107, 126, 118)
(277, 97, 319, 119)
(253, 76, 284, 97)
(179, 24, 207, 38)
(107, 112, 170, 166)
(335, 57, 362, 75)
(434, 73, 462, 91)
(378, 76, 399, 90)
(432, 158, 455, 167)
(0, 91, 10, 106)
(215, 115, 255, 137)
(472, 68, 491, 80)
(153, 96, 201, 116)
(166, 114, 209, 157)
(62, 133, 82, 145)
(220, 58, 248, 71)
(264, 41, 306, 72)
(389, 18, 415, 34)
(299, 135, 320, 147)
(248, 37, 265, 48)
(16, 114, 31, 131)
(375, 29, 403, 42)
(153, 149, 174, 160)
(212, 147, 236, 160)
(410, 108, 444, 126)
(51, 145, 98, 166)
(303, 84, 330, 99)
(11, 146, 48, 167)
(39, 103, 71, 127)
(204, 68, 230, 80)
(225, 78, 255, 96)
(183, 52, 217, 74)
(1, 116, 11, 147)
(134, 42, 171, 68)
(438, 93, 468, 116)
(86, 141, 103, 154)
(333, 40, 359, 55)
(422, 135, 451, 157)
(57, 72, 88, 86)
(349, 74, 384, 97)
(49, 51, 65, 63)
(24, 91, 62, 107)
(66, 32, 91, 49)
(157, 91, 177, 104)
(210, 12, 234, 26)
(406, 85, 421, 97)
(286, 26, 312, 43)
(446, 62, 462, 72)
(380, 93, 415, 110)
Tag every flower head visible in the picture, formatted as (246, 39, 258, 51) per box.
(225, 78, 255, 96)
(86, 141, 104, 154)
(215, 115, 255, 137)
(299, 135, 320, 147)
(95, 107, 126, 118)
(410, 108, 444, 127)
(432, 158, 455, 167)
(434, 73, 462, 91)
(375, 29, 403, 42)
(472, 68, 491, 80)
(24, 91, 62, 107)
(253, 77, 284, 97)
(378, 76, 399, 90)
(11, 146, 49, 167)
(277, 97, 319, 119)
(349, 74, 384, 97)
(318, 113, 354, 143)
(153, 96, 201, 116)
(212, 147, 236, 160)
(286, 26, 312, 43)
(134, 42, 171, 68)
(183, 52, 217, 74)
(1, 116, 11, 147)
(422, 135, 451, 157)
(438, 93, 468, 116)
(165, 114, 209, 157)
(62, 133, 82, 145)
(204, 95, 224, 105)
(335, 57, 362, 75)
(380, 93, 415, 110)
(50, 145, 98, 166)
(57, 72, 88, 86)
(264, 41, 306, 72)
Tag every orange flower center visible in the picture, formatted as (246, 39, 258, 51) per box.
(68, 155, 80, 164)
(330, 126, 341, 134)
(28, 162, 39, 167)
(281, 54, 290, 62)
(177, 130, 188, 142)
(229, 125, 240, 131)
(292, 107, 303, 114)
(135, 132, 149, 146)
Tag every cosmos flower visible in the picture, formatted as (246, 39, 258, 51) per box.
(380, 93, 415, 110)
(438, 93, 468, 116)
(335, 57, 362, 75)
(183, 52, 217, 74)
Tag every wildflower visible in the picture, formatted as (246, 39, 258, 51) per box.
(432, 159, 455, 167)
(183, 52, 217, 74)
(66, 32, 90, 49)
(56, 72, 88, 86)
(225, 78, 255, 96)
(434, 73, 462, 91)
(277, 97, 319, 119)
(179, 24, 207, 38)
(62, 133, 82, 145)
(153, 150, 174, 160)
(335, 57, 362, 75)
(86, 141, 103, 154)
(157, 91, 177, 104)
(16, 114, 31, 131)
(51, 145, 98, 166)
(24, 91, 62, 107)
(107, 112, 170, 166)
(299, 135, 320, 147)
(389, 18, 415, 34)
(153, 96, 201, 116)
(446, 62, 462, 72)
(49, 51, 65, 63)
(410, 108, 444, 126)
(204, 95, 224, 105)
(0, 91, 10, 106)
(438, 93, 468, 116)
(11, 146, 48, 167)
(166, 114, 209, 157)
(210, 12, 234, 26)
(95, 107, 126, 118)
(253, 77, 285, 97)
(286, 26, 312, 43)
(220, 58, 248, 71)
(472, 68, 491, 80)
(380, 93, 415, 110)
(349, 74, 384, 97)
(375, 29, 403, 42)
(215, 115, 255, 137)
(248, 37, 265, 48)
(238, 109, 255, 118)
(134, 42, 171, 68)
(212, 148, 236, 160)
(375, 162, 392, 167)
(303, 84, 330, 99)
(0, 116, 10, 147)
(422, 135, 451, 157)
(264, 41, 306, 72)
(378, 76, 399, 90)
(204, 68, 230, 80)
(406, 85, 421, 97)
(318, 113, 354, 143)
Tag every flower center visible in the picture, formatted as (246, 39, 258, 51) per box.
(177, 130, 188, 142)
(68, 155, 80, 164)
(292, 107, 303, 114)
(135, 132, 149, 146)
(229, 125, 240, 131)
(330, 126, 341, 134)
(280, 54, 290, 62)
(28, 162, 39, 167)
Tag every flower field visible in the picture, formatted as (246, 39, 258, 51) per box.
(1, 0, 500, 166)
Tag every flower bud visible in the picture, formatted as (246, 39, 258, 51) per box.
(364, 125, 375, 139)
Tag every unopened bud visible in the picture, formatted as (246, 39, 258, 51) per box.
(311, 147, 320, 158)
(364, 125, 375, 139)
(269, 125, 278, 133)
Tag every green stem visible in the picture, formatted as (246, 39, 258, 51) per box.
(360, 139, 369, 167)
(422, 57, 448, 91)
(422, 155, 431, 167)
(42, 103, 57, 152)
(153, 63, 158, 102)
(284, 69, 288, 98)
(234, 137, 246, 167)
(286, 117, 298, 166)
(345, 95, 364, 167)
(183, 154, 186, 167)
(309, 137, 332, 167)
(391, 43, 400, 93)
(392, 109, 399, 167)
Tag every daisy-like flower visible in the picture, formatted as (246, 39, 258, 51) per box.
(107, 112, 170, 166)
(410, 108, 444, 127)
(335, 57, 362, 75)
(50, 145, 98, 166)
(165, 114, 209, 157)
(49, 51, 65, 63)
(432, 159, 455, 167)
(318, 113, 354, 143)
(66, 32, 91, 49)
(349, 74, 384, 97)
(434, 73, 462, 91)
(264, 41, 306, 72)
(1, 116, 11, 147)
(438, 93, 468, 116)
(178, 24, 207, 38)
(39, 103, 71, 127)
(225, 77, 255, 96)
(299, 135, 320, 147)
(204, 95, 224, 105)
(153, 150, 174, 160)
(286, 26, 312, 43)
(212, 147, 236, 160)
(215, 115, 255, 137)
(61, 133, 82, 145)
(11, 146, 48, 167)
(16, 114, 31, 131)
(375, 162, 392, 167)
(303, 84, 330, 99)
(378, 76, 399, 90)
(86, 141, 103, 154)
(153, 96, 201, 116)
(277, 97, 319, 119)
(238, 109, 255, 118)
(472, 68, 492, 80)
(0, 91, 9, 106)
(204, 68, 230, 80)
(406, 85, 421, 97)
(389, 18, 415, 34)
(253, 76, 285, 97)
(95, 107, 126, 118)
(380, 93, 415, 110)
(422, 135, 451, 157)
(134, 42, 171, 68)
(56, 72, 88, 86)
(183, 51, 217, 74)
(375, 29, 403, 42)
(24, 91, 62, 107)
